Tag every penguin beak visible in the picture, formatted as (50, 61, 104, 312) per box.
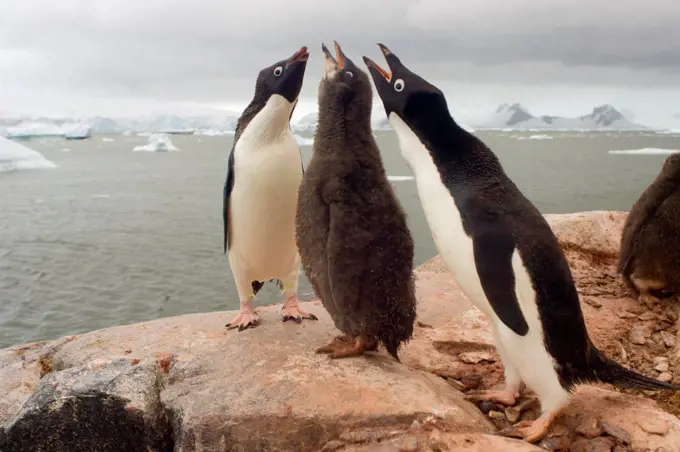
(288, 46, 309, 65)
(321, 41, 349, 78)
(363, 43, 396, 82)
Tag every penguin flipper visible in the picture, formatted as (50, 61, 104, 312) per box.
(223, 149, 236, 254)
(472, 228, 530, 337)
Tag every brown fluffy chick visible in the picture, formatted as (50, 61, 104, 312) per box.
(619, 153, 680, 304)
(295, 41, 417, 361)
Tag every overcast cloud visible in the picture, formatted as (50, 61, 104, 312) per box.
(1, 0, 679, 125)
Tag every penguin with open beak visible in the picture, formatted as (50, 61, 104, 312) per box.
(364, 44, 680, 443)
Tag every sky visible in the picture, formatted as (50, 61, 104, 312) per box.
(1, 0, 680, 127)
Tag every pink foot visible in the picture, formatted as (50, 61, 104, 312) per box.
(465, 388, 519, 406)
(280, 295, 318, 323)
(500, 409, 562, 443)
(226, 303, 259, 332)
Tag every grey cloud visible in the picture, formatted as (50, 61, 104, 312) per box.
(1, 0, 680, 109)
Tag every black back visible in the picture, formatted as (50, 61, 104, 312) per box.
(365, 46, 595, 383)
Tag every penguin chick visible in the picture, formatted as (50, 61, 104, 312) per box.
(364, 43, 680, 443)
(295, 41, 417, 360)
(223, 46, 317, 331)
(619, 153, 680, 305)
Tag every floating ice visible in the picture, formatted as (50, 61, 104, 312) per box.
(6, 122, 63, 139)
(387, 176, 414, 181)
(0, 136, 57, 172)
(101, 137, 115, 142)
(294, 135, 314, 146)
(62, 123, 92, 140)
(133, 133, 179, 152)
(516, 134, 554, 140)
(195, 129, 235, 136)
(608, 148, 680, 155)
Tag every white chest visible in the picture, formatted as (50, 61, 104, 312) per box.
(389, 114, 493, 315)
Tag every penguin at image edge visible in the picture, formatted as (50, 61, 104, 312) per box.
(223, 46, 318, 331)
(363, 43, 680, 443)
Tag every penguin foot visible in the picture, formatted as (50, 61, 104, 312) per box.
(500, 410, 560, 444)
(465, 388, 519, 406)
(316, 334, 369, 359)
(225, 309, 260, 331)
(280, 305, 318, 323)
(315, 335, 353, 354)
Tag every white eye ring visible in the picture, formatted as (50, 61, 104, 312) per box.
(394, 79, 405, 92)
(346, 71, 353, 78)
(273, 66, 283, 76)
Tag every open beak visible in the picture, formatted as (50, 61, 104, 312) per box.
(288, 46, 309, 65)
(321, 41, 350, 78)
(362, 43, 393, 81)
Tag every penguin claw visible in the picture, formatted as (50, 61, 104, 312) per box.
(225, 311, 260, 331)
(280, 305, 318, 323)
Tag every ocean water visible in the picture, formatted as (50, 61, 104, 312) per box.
(1, 130, 679, 347)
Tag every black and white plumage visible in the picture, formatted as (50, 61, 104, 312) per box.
(223, 46, 317, 331)
(363, 44, 680, 443)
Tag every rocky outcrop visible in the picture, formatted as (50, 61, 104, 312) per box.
(1, 211, 680, 451)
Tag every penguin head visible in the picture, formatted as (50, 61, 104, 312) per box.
(661, 153, 680, 180)
(318, 41, 373, 124)
(363, 44, 451, 131)
(253, 46, 309, 106)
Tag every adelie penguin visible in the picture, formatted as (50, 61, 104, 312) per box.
(363, 44, 680, 442)
(295, 41, 417, 360)
(223, 46, 317, 331)
(619, 153, 680, 305)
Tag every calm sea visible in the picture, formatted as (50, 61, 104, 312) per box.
(1, 130, 679, 347)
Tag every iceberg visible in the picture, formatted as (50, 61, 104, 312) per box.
(62, 123, 92, 140)
(0, 136, 57, 172)
(516, 134, 554, 140)
(608, 148, 680, 155)
(133, 133, 179, 152)
(6, 122, 63, 140)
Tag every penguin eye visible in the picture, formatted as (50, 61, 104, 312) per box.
(345, 71, 353, 79)
(273, 66, 283, 77)
(394, 79, 405, 92)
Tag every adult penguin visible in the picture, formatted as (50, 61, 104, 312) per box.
(223, 46, 317, 331)
(363, 44, 680, 443)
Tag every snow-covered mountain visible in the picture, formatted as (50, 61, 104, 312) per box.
(291, 113, 318, 133)
(474, 103, 647, 130)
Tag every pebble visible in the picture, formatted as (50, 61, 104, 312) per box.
(399, 435, 419, 452)
(654, 356, 669, 365)
(575, 415, 603, 439)
(320, 440, 345, 452)
(539, 435, 572, 451)
(660, 331, 676, 348)
(638, 311, 657, 321)
(658, 372, 673, 382)
(618, 311, 638, 319)
(478, 401, 493, 414)
(458, 351, 496, 364)
(600, 420, 631, 445)
(488, 410, 506, 422)
(460, 373, 482, 390)
(505, 406, 520, 424)
(585, 437, 616, 452)
(655, 361, 669, 372)
(629, 325, 650, 345)
(637, 417, 669, 436)
(584, 297, 603, 308)
(626, 305, 644, 315)
(612, 446, 630, 452)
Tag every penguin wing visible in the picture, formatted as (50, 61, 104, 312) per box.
(467, 204, 530, 336)
(223, 149, 236, 253)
